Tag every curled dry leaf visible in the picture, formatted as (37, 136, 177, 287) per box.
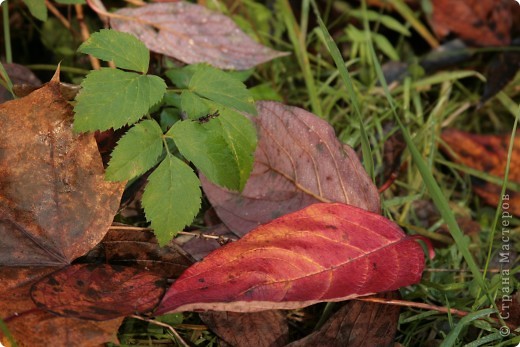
(110, 2, 288, 70)
(441, 129, 520, 215)
(429, 0, 512, 47)
(0, 75, 125, 345)
(201, 101, 380, 236)
(31, 264, 166, 321)
(156, 203, 425, 314)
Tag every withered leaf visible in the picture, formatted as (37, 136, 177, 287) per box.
(201, 101, 380, 236)
(286, 292, 400, 347)
(31, 264, 166, 321)
(429, 0, 512, 47)
(200, 311, 289, 347)
(110, 2, 288, 70)
(0, 75, 125, 345)
(85, 226, 195, 278)
(441, 129, 520, 215)
(156, 203, 425, 314)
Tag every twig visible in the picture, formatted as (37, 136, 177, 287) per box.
(45, 0, 71, 30)
(75, 4, 101, 70)
(355, 296, 518, 330)
(129, 314, 190, 347)
(108, 225, 238, 242)
(355, 296, 470, 317)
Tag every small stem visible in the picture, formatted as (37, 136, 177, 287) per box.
(129, 315, 190, 347)
(2, 1, 12, 63)
(75, 4, 101, 70)
(108, 225, 238, 242)
(45, 0, 71, 30)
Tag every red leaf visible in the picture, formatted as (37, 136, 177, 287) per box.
(201, 101, 380, 236)
(31, 264, 166, 321)
(156, 203, 425, 314)
(110, 3, 288, 70)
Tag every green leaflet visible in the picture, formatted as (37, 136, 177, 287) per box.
(189, 65, 257, 115)
(169, 108, 256, 191)
(106, 120, 164, 181)
(180, 91, 210, 119)
(73, 68, 166, 132)
(142, 154, 201, 246)
(167, 64, 257, 115)
(78, 29, 149, 73)
(23, 0, 47, 21)
(55, 0, 85, 4)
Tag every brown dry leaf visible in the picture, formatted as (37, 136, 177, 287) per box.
(441, 129, 520, 215)
(200, 311, 289, 347)
(31, 264, 166, 321)
(430, 0, 512, 47)
(201, 101, 380, 236)
(286, 293, 400, 347)
(0, 74, 125, 346)
(92, 226, 195, 277)
(110, 2, 288, 70)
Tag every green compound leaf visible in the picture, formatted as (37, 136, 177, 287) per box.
(189, 65, 257, 115)
(74, 69, 166, 132)
(169, 108, 256, 191)
(78, 29, 150, 73)
(142, 154, 201, 246)
(23, 0, 47, 21)
(106, 120, 164, 181)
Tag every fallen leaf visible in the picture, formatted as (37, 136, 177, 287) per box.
(0, 74, 125, 345)
(429, 0, 512, 47)
(286, 292, 401, 347)
(201, 101, 380, 236)
(31, 264, 166, 321)
(84, 226, 195, 278)
(441, 129, 520, 215)
(110, 2, 288, 70)
(156, 203, 425, 314)
(200, 311, 288, 347)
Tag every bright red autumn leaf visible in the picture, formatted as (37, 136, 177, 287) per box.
(110, 2, 288, 70)
(156, 203, 425, 314)
(201, 101, 380, 236)
(429, 0, 512, 47)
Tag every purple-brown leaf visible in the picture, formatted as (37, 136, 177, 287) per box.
(201, 101, 380, 236)
(110, 2, 288, 70)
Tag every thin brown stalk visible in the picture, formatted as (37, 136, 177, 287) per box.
(75, 4, 101, 70)
(129, 315, 190, 347)
(45, 0, 71, 30)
